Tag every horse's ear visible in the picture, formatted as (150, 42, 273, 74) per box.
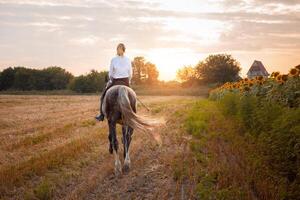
(105, 74, 109, 82)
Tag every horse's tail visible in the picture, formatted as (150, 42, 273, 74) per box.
(118, 86, 152, 132)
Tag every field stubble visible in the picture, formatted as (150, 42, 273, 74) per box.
(0, 95, 200, 200)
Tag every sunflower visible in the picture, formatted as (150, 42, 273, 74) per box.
(243, 86, 250, 91)
(276, 74, 282, 82)
(257, 76, 264, 81)
(295, 65, 300, 70)
(289, 68, 299, 77)
(247, 79, 254, 85)
(281, 74, 288, 82)
(273, 71, 280, 78)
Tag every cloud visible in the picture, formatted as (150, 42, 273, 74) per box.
(69, 35, 100, 45)
(0, 0, 299, 79)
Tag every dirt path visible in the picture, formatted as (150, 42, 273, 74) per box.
(63, 115, 185, 200)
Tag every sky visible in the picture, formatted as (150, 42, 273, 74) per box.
(0, 0, 300, 80)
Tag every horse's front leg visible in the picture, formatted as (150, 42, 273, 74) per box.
(122, 125, 133, 172)
(109, 120, 122, 176)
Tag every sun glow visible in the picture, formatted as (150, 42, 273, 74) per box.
(145, 48, 204, 81)
(140, 16, 229, 80)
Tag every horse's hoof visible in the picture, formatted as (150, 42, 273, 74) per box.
(123, 164, 130, 173)
(114, 160, 122, 176)
(114, 166, 122, 176)
(123, 159, 131, 173)
(109, 145, 113, 154)
(114, 169, 122, 177)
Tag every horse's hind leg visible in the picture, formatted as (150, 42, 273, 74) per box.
(109, 120, 122, 176)
(108, 132, 113, 154)
(122, 125, 133, 172)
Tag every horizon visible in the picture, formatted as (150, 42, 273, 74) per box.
(0, 0, 300, 81)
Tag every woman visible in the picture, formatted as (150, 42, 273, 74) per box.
(95, 43, 133, 121)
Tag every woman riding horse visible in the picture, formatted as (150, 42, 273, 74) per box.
(95, 43, 151, 175)
(95, 43, 132, 121)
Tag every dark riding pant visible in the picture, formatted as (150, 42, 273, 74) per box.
(100, 77, 130, 114)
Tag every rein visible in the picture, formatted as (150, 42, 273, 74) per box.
(136, 97, 151, 111)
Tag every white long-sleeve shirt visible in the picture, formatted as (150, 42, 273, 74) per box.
(108, 55, 132, 81)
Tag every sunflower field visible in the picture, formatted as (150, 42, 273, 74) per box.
(210, 65, 300, 107)
(208, 65, 300, 199)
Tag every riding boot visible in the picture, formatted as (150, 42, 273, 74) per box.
(95, 80, 113, 121)
(95, 92, 106, 121)
(95, 99, 105, 121)
(95, 113, 105, 121)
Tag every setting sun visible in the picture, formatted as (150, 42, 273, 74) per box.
(144, 48, 201, 80)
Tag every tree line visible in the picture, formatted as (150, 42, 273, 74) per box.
(0, 56, 160, 93)
(176, 54, 242, 87)
(0, 66, 74, 91)
(0, 54, 243, 92)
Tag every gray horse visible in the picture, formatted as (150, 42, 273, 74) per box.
(102, 85, 152, 175)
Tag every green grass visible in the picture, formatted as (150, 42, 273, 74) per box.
(178, 95, 300, 199)
(184, 100, 215, 138)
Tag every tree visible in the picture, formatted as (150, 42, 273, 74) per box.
(12, 67, 34, 90)
(43, 66, 73, 90)
(176, 65, 199, 87)
(30, 69, 51, 90)
(68, 70, 108, 93)
(0, 67, 15, 90)
(132, 56, 159, 85)
(132, 57, 146, 84)
(145, 62, 159, 84)
(0, 66, 74, 91)
(195, 54, 241, 84)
